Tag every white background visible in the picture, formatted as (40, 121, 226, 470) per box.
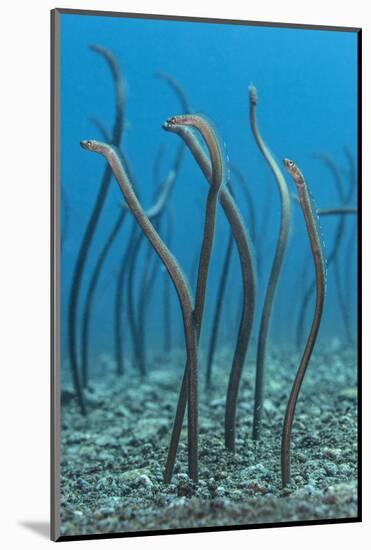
(0, 0, 368, 548)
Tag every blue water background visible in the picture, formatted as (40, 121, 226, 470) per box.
(59, 13, 358, 368)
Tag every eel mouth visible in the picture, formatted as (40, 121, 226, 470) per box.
(163, 118, 176, 131)
(80, 140, 93, 151)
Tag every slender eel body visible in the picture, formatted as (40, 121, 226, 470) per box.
(81, 208, 127, 387)
(314, 154, 352, 345)
(320, 206, 356, 348)
(118, 73, 188, 375)
(81, 110, 141, 384)
(135, 219, 161, 373)
(248, 85, 291, 440)
(317, 207, 357, 217)
(165, 115, 224, 333)
(296, 207, 357, 350)
(291, 194, 358, 217)
(115, 155, 181, 376)
(139, 70, 192, 353)
(137, 217, 163, 363)
(138, 146, 168, 363)
(68, 45, 124, 414)
(126, 230, 146, 373)
(281, 159, 325, 487)
(80, 139, 199, 483)
(163, 122, 256, 457)
(205, 228, 234, 389)
(162, 114, 224, 483)
(114, 222, 137, 375)
(81, 116, 128, 382)
(163, 207, 174, 352)
(230, 164, 258, 246)
(134, 152, 184, 373)
(155, 72, 191, 113)
(292, 194, 356, 348)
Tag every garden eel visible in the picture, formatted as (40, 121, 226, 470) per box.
(153, 144, 166, 186)
(81, 113, 130, 388)
(257, 182, 274, 278)
(291, 195, 357, 216)
(153, 73, 192, 356)
(81, 138, 178, 383)
(343, 146, 357, 202)
(136, 150, 172, 352)
(291, 194, 357, 348)
(281, 158, 325, 487)
(163, 121, 256, 461)
(68, 45, 124, 414)
(291, 200, 356, 350)
(314, 153, 353, 204)
(205, 228, 234, 389)
(155, 72, 191, 113)
(90, 117, 111, 143)
(162, 114, 224, 483)
(136, 219, 163, 375)
(81, 207, 127, 387)
(248, 85, 291, 441)
(126, 167, 180, 376)
(137, 217, 164, 366)
(167, 115, 224, 335)
(138, 146, 168, 353)
(121, 73, 189, 375)
(314, 153, 353, 345)
(136, 209, 174, 360)
(114, 222, 137, 376)
(81, 118, 132, 383)
(296, 154, 355, 350)
(80, 139, 199, 483)
(126, 229, 147, 373)
(229, 163, 262, 290)
(163, 207, 174, 352)
(230, 164, 258, 247)
(318, 206, 357, 216)
(94, 75, 188, 377)
(296, 208, 355, 350)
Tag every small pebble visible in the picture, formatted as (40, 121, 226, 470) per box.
(324, 462, 338, 477)
(137, 474, 153, 488)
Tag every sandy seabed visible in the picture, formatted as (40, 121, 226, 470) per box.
(59, 346, 358, 537)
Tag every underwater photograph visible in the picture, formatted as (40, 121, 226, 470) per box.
(52, 8, 360, 540)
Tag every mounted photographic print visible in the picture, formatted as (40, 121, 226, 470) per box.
(51, 8, 361, 541)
